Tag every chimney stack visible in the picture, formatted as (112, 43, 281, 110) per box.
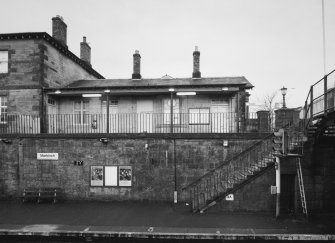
(80, 36, 91, 66)
(192, 46, 201, 78)
(52, 15, 67, 48)
(132, 50, 141, 79)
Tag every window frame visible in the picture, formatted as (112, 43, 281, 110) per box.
(0, 50, 9, 74)
(189, 107, 210, 125)
(0, 96, 8, 124)
(73, 100, 89, 125)
(163, 98, 180, 125)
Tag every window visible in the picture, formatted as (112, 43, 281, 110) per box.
(0, 96, 8, 124)
(74, 100, 89, 125)
(163, 98, 180, 124)
(0, 51, 8, 73)
(189, 108, 210, 124)
(90, 165, 132, 187)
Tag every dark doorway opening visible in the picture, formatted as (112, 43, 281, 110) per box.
(281, 174, 296, 214)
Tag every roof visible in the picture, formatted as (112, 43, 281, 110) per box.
(0, 32, 104, 79)
(64, 77, 253, 89)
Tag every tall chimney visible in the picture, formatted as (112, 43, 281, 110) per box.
(192, 46, 201, 78)
(52, 15, 67, 48)
(80, 36, 91, 66)
(132, 50, 141, 79)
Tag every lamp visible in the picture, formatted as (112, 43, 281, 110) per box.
(104, 88, 111, 93)
(55, 90, 61, 94)
(280, 86, 287, 108)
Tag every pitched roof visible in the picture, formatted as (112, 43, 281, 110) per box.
(0, 32, 104, 79)
(64, 77, 253, 89)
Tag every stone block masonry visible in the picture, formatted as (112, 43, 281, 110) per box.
(1, 137, 333, 213)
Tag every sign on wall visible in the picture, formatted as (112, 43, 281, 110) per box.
(90, 165, 132, 187)
(91, 166, 104, 186)
(119, 166, 132, 187)
(225, 194, 234, 201)
(37, 153, 59, 160)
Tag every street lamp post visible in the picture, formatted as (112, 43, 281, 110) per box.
(280, 86, 287, 109)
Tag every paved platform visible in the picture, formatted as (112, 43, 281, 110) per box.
(0, 200, 334, 241)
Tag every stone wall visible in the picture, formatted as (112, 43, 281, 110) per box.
(0, 138, 257, 202)
(1, 136, 333, 213)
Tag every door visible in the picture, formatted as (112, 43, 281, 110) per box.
(137, 99, 153, 133)
(281, 174, 296, 214)
(210, 99, 229, 133)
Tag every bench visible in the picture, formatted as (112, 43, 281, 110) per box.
(22, 188, 63, 203)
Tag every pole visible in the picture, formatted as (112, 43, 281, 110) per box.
(174, 139, 177, 203)
(106, 94, 110, 134)
(275, 156, 281, 219)
(322, 0, 327, 75)
(170, 92, 173, 133)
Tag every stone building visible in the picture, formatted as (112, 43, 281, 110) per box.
(0, 16, 104, 131)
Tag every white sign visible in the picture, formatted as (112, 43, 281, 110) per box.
(37, 153, 59, 160)
(225, 194, 234, 201)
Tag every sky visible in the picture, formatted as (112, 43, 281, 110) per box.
(1, 0, 335, 111)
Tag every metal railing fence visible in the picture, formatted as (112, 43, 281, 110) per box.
(304, 69, 335, 127)
(0, 112, 275, 134)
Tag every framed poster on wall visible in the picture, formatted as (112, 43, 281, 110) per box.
(105, 166, 118, 186)
(90, 166, 104, 186)
(119, 166, 132, 187)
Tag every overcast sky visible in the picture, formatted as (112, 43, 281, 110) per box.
(1, 0, 335, 110)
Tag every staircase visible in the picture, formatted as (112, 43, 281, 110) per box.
(182, 135, 276, 213)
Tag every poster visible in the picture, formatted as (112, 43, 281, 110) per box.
(91, 166, 103, 186)
(105, 166, 118, 186)
(119, 166, 132, 187)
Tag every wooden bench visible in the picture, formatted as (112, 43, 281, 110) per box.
(22, 188, 63, 203)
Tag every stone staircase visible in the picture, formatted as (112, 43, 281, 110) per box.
(182, 135, 276, 213)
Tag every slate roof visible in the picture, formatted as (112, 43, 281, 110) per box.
(64, 77, 253, 89)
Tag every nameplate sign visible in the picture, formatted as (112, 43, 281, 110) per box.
(37, 153, 59, 160)
(225, 194, 234, 201)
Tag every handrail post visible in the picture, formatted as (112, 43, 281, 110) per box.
(324, 75, 328, 116)
(310, 86, 313, 119)
(106, 94, 109, 134)
(170, 91, 174, 133)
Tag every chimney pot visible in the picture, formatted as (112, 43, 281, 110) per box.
(52, 16, 68, 48)
(80, 36, 91, 66)
(132, 50, 141, 79)
(192, 46, 201, 78)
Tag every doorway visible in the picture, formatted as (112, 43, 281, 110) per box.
(281, 174, 296, 214)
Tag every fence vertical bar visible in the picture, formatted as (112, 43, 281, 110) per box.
(324, 75, 328, 116)
(310, 86, 314, 119)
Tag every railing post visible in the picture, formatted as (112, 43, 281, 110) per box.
(310, 85, 313, 119)
(106, 94, 110, 134)
(170, 91, 174, 133)
(324, 75, 328, 116)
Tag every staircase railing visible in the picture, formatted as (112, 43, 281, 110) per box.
(182, 134, 275, 212)
(303, 68, 335, 129)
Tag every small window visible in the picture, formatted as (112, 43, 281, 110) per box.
(48, 98, 55, 105)
(189, 108, 210, 124)
(74, 100, 89, 125)
(0, 51, 8, 73)
(0, 96, 8, 124)
(163, 98, 180, 124)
